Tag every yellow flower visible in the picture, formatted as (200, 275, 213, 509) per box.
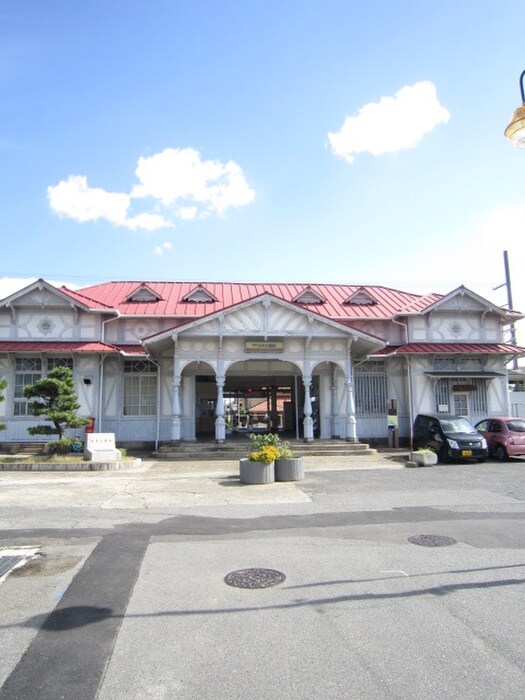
(249, 444, 279, 464)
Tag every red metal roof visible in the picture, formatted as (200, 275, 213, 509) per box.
(58, 286, 117, 310)
(397, 293, 443, 314)
(78, 281, 441, 320)
(117, 344, 147, 355)
(375, 343, 525, 355)
(0, 341, 121, 353)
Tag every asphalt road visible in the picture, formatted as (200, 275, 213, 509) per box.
(1, 456, 525, 699)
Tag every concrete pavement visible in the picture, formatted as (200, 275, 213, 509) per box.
(1, 455, 525, 699)
(0, 451, 406, 517)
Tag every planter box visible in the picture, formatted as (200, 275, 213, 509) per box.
(239, 458, 275, 484)
(275, 457, 304, 481)
(412, 451, 438, 467)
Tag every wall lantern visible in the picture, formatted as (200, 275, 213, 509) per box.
(505, 69, 525, 147)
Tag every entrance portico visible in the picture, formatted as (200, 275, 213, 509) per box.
(143, 294, 385, 444)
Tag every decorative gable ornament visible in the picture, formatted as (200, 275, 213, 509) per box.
(37, 317, 55, 336)
(182, 285, 218, 303)
(344, 288, 376, 306)
(293, 287, 326, 305)
(126, 284, 162, 303)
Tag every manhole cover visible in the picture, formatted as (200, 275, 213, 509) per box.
(224, 568, 286, 589)
(408, 535, 457, 547)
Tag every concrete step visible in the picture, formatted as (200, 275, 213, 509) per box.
(0, 442, 47, 455)
(152, 441, 377, 461)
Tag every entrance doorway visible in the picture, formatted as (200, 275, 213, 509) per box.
(224, 380, 295, 436)
(193, 365, 320, 440)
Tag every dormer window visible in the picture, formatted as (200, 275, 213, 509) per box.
(293, 287, 325, 305)
(126, 284, 161, 303)
(344, 288, 376, 306)
(182, 286, 218, 303)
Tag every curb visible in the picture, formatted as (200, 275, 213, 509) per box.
(0, 458, 142, 472)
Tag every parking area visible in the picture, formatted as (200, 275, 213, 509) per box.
(1, 457, 525, 699)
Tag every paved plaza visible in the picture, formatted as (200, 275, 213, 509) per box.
(1, 454, 525, 699)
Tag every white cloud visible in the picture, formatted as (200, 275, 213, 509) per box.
(328, 81, 450, 163)
(125, 212, 173, 231)
(47, 175, 133, 226)
(131, 147, 255, 216)
(48, 148, 255, 232)
(177, 206, 198, 221)
(153, 241, 173, 256)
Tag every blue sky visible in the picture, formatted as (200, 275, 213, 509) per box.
(1, 0, 525, 327)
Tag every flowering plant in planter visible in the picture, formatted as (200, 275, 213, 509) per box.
(275, 440, 304, 481)
(248, 432, 281, 461)
(239, 433, 281, 484)
(410, 447, 438, 467)
(249, 444, 280, 464)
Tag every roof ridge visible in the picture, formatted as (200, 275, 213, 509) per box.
(79, 280, 427, 294)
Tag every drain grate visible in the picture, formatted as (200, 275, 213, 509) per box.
(408, 535, 457, 547)
(0, 556, 24, 579)
(224, 568, 286, 589)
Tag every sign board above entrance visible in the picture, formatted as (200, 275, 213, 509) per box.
(245, 341, 284, 353)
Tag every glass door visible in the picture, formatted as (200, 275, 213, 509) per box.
(453, 392, 469, 417)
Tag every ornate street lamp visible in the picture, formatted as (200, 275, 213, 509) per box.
(505, 69, 525, 147)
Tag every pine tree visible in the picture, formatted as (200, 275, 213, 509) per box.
(24, 366, 90, 443)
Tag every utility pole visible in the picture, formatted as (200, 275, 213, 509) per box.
(494, 250, 518, 369)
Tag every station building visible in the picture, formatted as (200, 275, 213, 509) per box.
(0, 278, 523, 448)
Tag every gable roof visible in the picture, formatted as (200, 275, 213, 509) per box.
(0, 279, 116, 313)
(143, 292, 386, 357)
(398, 285, 522, 320)
(77, 280, 444, 320)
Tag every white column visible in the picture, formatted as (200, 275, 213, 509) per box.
(215, 374, 226, 444)
(171, 370, 182, 444)
(303, 374, 314, 442)
(345, 347, 357, 443)
(331, 364, 339, 438)
(345, 379, 357, 442)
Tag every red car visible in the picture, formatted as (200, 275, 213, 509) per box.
(475, 417, 525, 461)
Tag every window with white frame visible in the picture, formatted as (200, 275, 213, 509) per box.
(433, 357, 456, 371)
(123, 360, 157, 416)
(14, 357, 74, 416)
(354, 361, 387, 416)
(47, 357, 74, 371)
(14, 358, 42, 416)
(432, 357, 483, 372)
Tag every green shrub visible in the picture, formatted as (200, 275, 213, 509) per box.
(279, 441, 295, 459)
(248, 432, 281, 450)
(46, 437, 81, 455)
